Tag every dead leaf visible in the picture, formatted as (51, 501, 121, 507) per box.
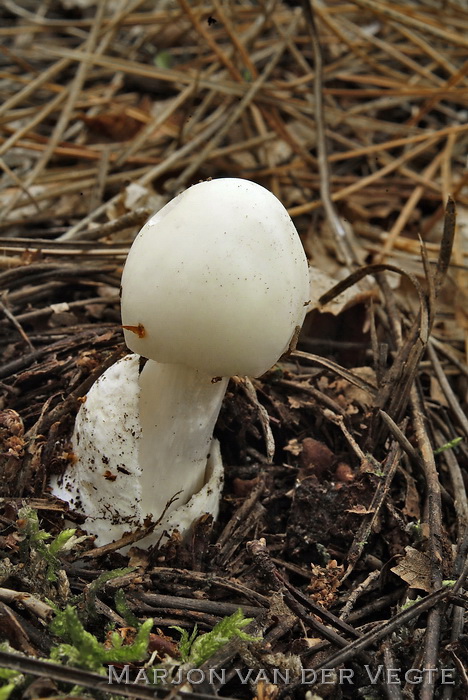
(79, 110, 144, 142)
(329, 367, 376, 411)
(308, 266, 374, 315)
(390, 546, 432, 592)
(287, 396, 302, 410)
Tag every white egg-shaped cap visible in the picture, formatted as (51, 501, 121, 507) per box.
(121, 178, 309, 378)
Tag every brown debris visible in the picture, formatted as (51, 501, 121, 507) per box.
(298, 437, 335, 478)
(0, 1, 467, 698)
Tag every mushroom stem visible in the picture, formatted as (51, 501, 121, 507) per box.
(137, 360, 229, 520)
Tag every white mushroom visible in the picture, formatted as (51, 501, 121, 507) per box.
(51, 178, 310, 547)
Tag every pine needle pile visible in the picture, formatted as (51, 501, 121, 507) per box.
(0, 1, 467, 699)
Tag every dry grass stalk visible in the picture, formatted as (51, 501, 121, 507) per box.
(0, 2, 467, 698)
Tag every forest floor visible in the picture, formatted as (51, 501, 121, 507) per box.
(0, 1, 467, 699)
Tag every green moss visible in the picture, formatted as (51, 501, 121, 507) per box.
(172, 609, 260, 666)
(49, 605, 153, 672)
(17, 506, 80, 582)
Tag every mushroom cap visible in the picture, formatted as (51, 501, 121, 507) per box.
(121, 178, 309, 377)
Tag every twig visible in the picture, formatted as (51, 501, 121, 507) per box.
(301, 0, 358, 269)
(135, 592, 262, 619)
(410, 386, 444, 700)
(0, 588, 54, 621)
(428, 343, 468, 439)
(0, 648, 234, 700)
(341, 440, 402, 581)
(279, 586, 454, 698)
(0, 299, 35, 351)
